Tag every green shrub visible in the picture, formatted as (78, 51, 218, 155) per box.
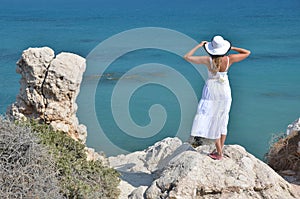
(21, 119, 121, 199)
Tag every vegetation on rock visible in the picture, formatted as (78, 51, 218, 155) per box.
(0, 117, 63, 198)
(266, 131, 300, 174)
(0, 117, 120, 198)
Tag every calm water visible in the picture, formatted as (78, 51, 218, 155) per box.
(1, 0, 300, 159)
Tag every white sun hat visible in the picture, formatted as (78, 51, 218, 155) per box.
(204, 35, 231, 56)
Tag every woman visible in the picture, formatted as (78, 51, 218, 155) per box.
(184, 35, 250, 160)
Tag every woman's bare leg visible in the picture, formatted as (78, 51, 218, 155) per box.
(220, 134, 227, 150)
(215, 138, 222, 156)
(209, 134, 227, 159)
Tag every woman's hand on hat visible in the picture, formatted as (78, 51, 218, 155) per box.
(198, 41, 207, 47)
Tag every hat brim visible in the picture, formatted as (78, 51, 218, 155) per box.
(204, 40, 231, 56)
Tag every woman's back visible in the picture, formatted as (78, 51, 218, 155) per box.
(207, 56, 230, 80)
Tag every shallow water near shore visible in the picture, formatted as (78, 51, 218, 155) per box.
(0, 0, 300, 160)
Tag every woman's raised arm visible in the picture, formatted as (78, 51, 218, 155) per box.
(229, 46, 251, 64)
(183, 41, 209, 65)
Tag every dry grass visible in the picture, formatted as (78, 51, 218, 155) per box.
(0, 117, 63, 198)
(266, 131, 300, 173)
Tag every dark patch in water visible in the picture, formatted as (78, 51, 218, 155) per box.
(84, 71, 166, 84)
(0, 51, 20, 63)
(245, 14, 277, 19)
(261, 92, 300, 100)
(262, 92, 283, 97)
(250, 52, 300, 61)
(4, 16, 57, 23)
(79, 39, 98, 43)
(84, 72, 121, 80)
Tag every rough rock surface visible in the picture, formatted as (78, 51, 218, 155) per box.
(287, 118, 300, 135)
(85, 146, 109, 165)
(109, 137, 298, 199)
(7, 47, 87, 142)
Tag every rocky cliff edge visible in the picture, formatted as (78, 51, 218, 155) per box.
(109, 137, 298, 199)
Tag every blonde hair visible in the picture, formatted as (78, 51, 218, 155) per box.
(208, 56, 223, 75)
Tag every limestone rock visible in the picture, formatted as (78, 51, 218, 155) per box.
(7, 47, 87, 143)
(109, 137, 183, 198)
(85, 147, 108, 166)
(109, 137, 298, 199)
(287, 118, 300, 135)
(109, 137, 183, 174)
(146, 145, 297, 199)
(128, 186, 147, 199)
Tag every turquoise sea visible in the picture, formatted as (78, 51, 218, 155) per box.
(1, 0, 300, 160)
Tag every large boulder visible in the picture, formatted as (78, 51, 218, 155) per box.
(7, 47, 87, 143)
(109, 137, 184, 199)
(109, 137, 183, 174)
(109, 137, 298, 199)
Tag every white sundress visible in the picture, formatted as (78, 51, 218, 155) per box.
(191, 56, 232, 139)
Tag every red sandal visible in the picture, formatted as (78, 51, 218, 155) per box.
(208, 153, 222, 160)
(209, 150, 218, 156)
